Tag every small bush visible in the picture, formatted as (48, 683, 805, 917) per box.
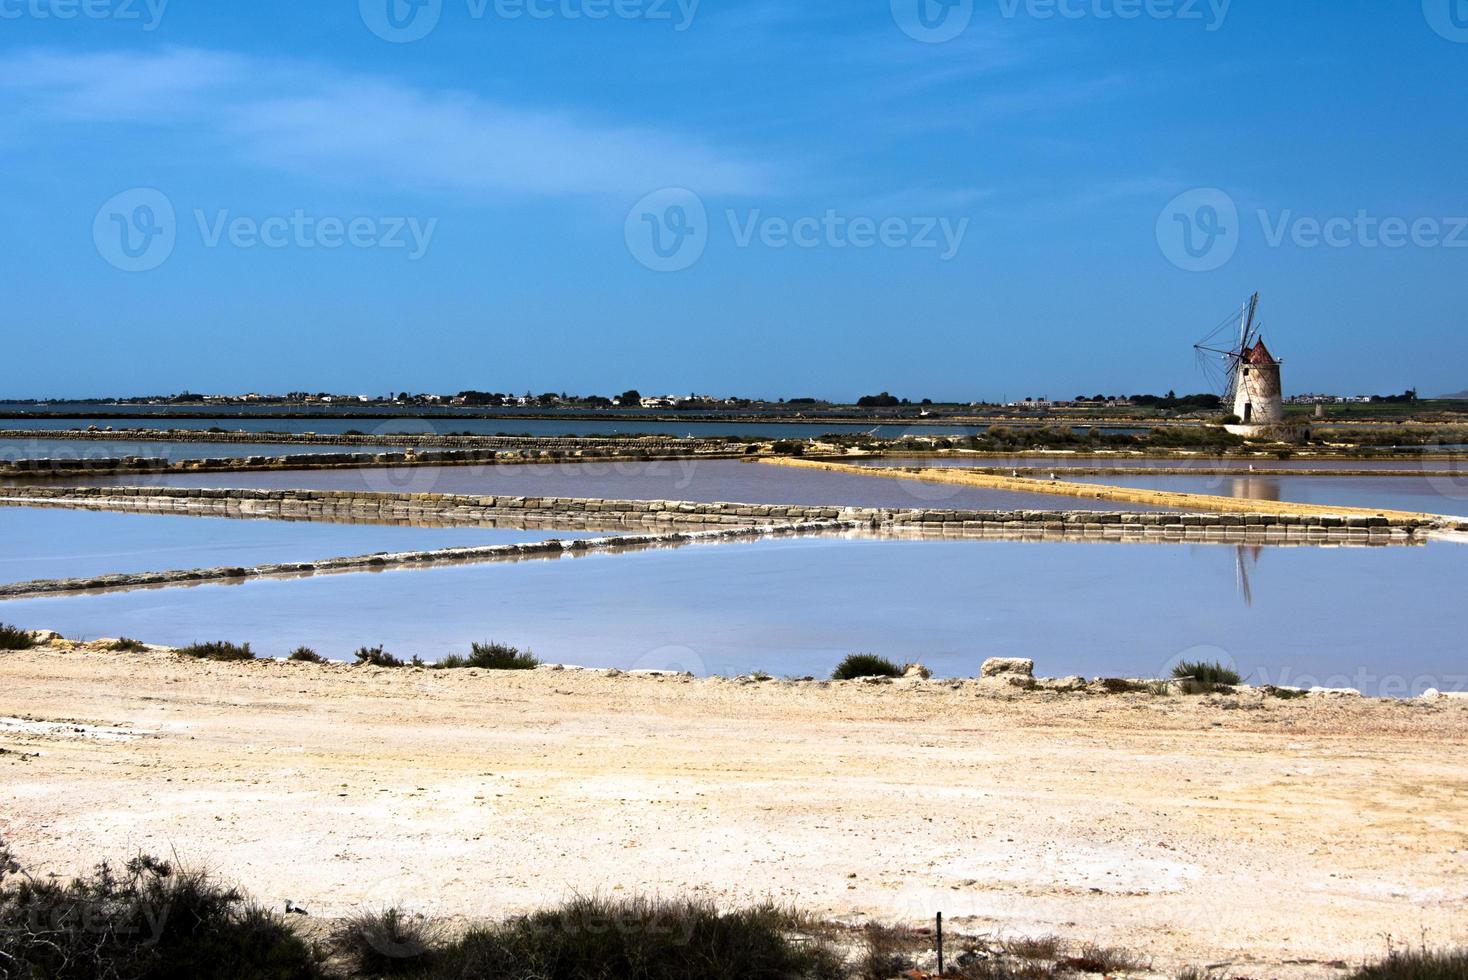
(288, 646, 326, 664)
(0, 843, 324, 980)
(1060, 944, 1147, 974)
(1004, 935, 1062, 961)
(335, 907, 442, 977)
(832, 654, 904, 681)
(433, 897, 844, 980)
(0, 624, 36, 650)
(354, 645, 422, 668)
(178, 641, 255, 662)
(1170, 659, 1242, 694)
(434, 642, 540, 671)
(1348, 949, 1468, 980)
(1097, 678, 1149, 694)
(1171, 660, 1242, 686)
(860, 922, 919, 980)
(109, 637, 148, 652)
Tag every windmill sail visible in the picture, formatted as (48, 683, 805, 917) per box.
(1194, 292, 1263, 403)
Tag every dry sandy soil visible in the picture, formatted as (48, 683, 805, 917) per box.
(2, 644, 1466, 977)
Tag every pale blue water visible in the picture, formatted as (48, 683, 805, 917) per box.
(2, 534, 1461, 695)
(0, 438, 372, 462)
(0, 507, 598, 586)
(43, 459, 1171, 512)
(1066, 474, 1468, 518)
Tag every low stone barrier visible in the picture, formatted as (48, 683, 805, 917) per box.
(0, 428, 733, 454)
(0, 485, 1430, 538)
(0, 443, 752, 480)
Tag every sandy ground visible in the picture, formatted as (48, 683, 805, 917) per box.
(3, 645, 1467, 976)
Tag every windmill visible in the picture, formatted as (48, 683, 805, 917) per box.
(1193, 292, 1285, 428)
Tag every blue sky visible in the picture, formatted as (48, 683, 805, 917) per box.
(3, 0, 1466, 401)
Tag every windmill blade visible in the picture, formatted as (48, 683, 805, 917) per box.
(1239, 292, 1261, 352)
(1195, 345, 1233, 398)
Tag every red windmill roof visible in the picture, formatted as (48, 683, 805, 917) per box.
(1244, 340, 1277, 365)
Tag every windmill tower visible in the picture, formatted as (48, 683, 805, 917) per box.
(1195, 293, 1306, 441)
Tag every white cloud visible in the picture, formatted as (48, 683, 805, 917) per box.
(0, 47, 772, 198)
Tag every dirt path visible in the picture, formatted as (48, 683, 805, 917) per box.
(3, 646, 1466, 976)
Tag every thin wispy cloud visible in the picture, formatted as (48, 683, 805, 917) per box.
(0, 47, 773, 199)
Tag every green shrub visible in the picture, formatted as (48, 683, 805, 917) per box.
(1171, 660, 1242, 694)
(435, 642, 540, 671)
(354, 646, 422, 668)
(432, 897, 844, 980)
(832, 654, 904, 681)
(0, 843, 324, 980)
(178, 641, 255, 662)
(0, 624, 36, 650)
(109, 637, 148, 652)
(288, 647, 326, 664)
(1348, 949, 1468, 980)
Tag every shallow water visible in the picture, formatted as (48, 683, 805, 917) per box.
(0, 508, 598, 586)
(1066, 474, 1468, 518)
(0, 438, 371, 463)
(3, 534, 1461, 695)
(42, 459, 1169, 512)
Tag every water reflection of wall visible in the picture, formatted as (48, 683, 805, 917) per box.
(1228, 477, 1282, 503)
